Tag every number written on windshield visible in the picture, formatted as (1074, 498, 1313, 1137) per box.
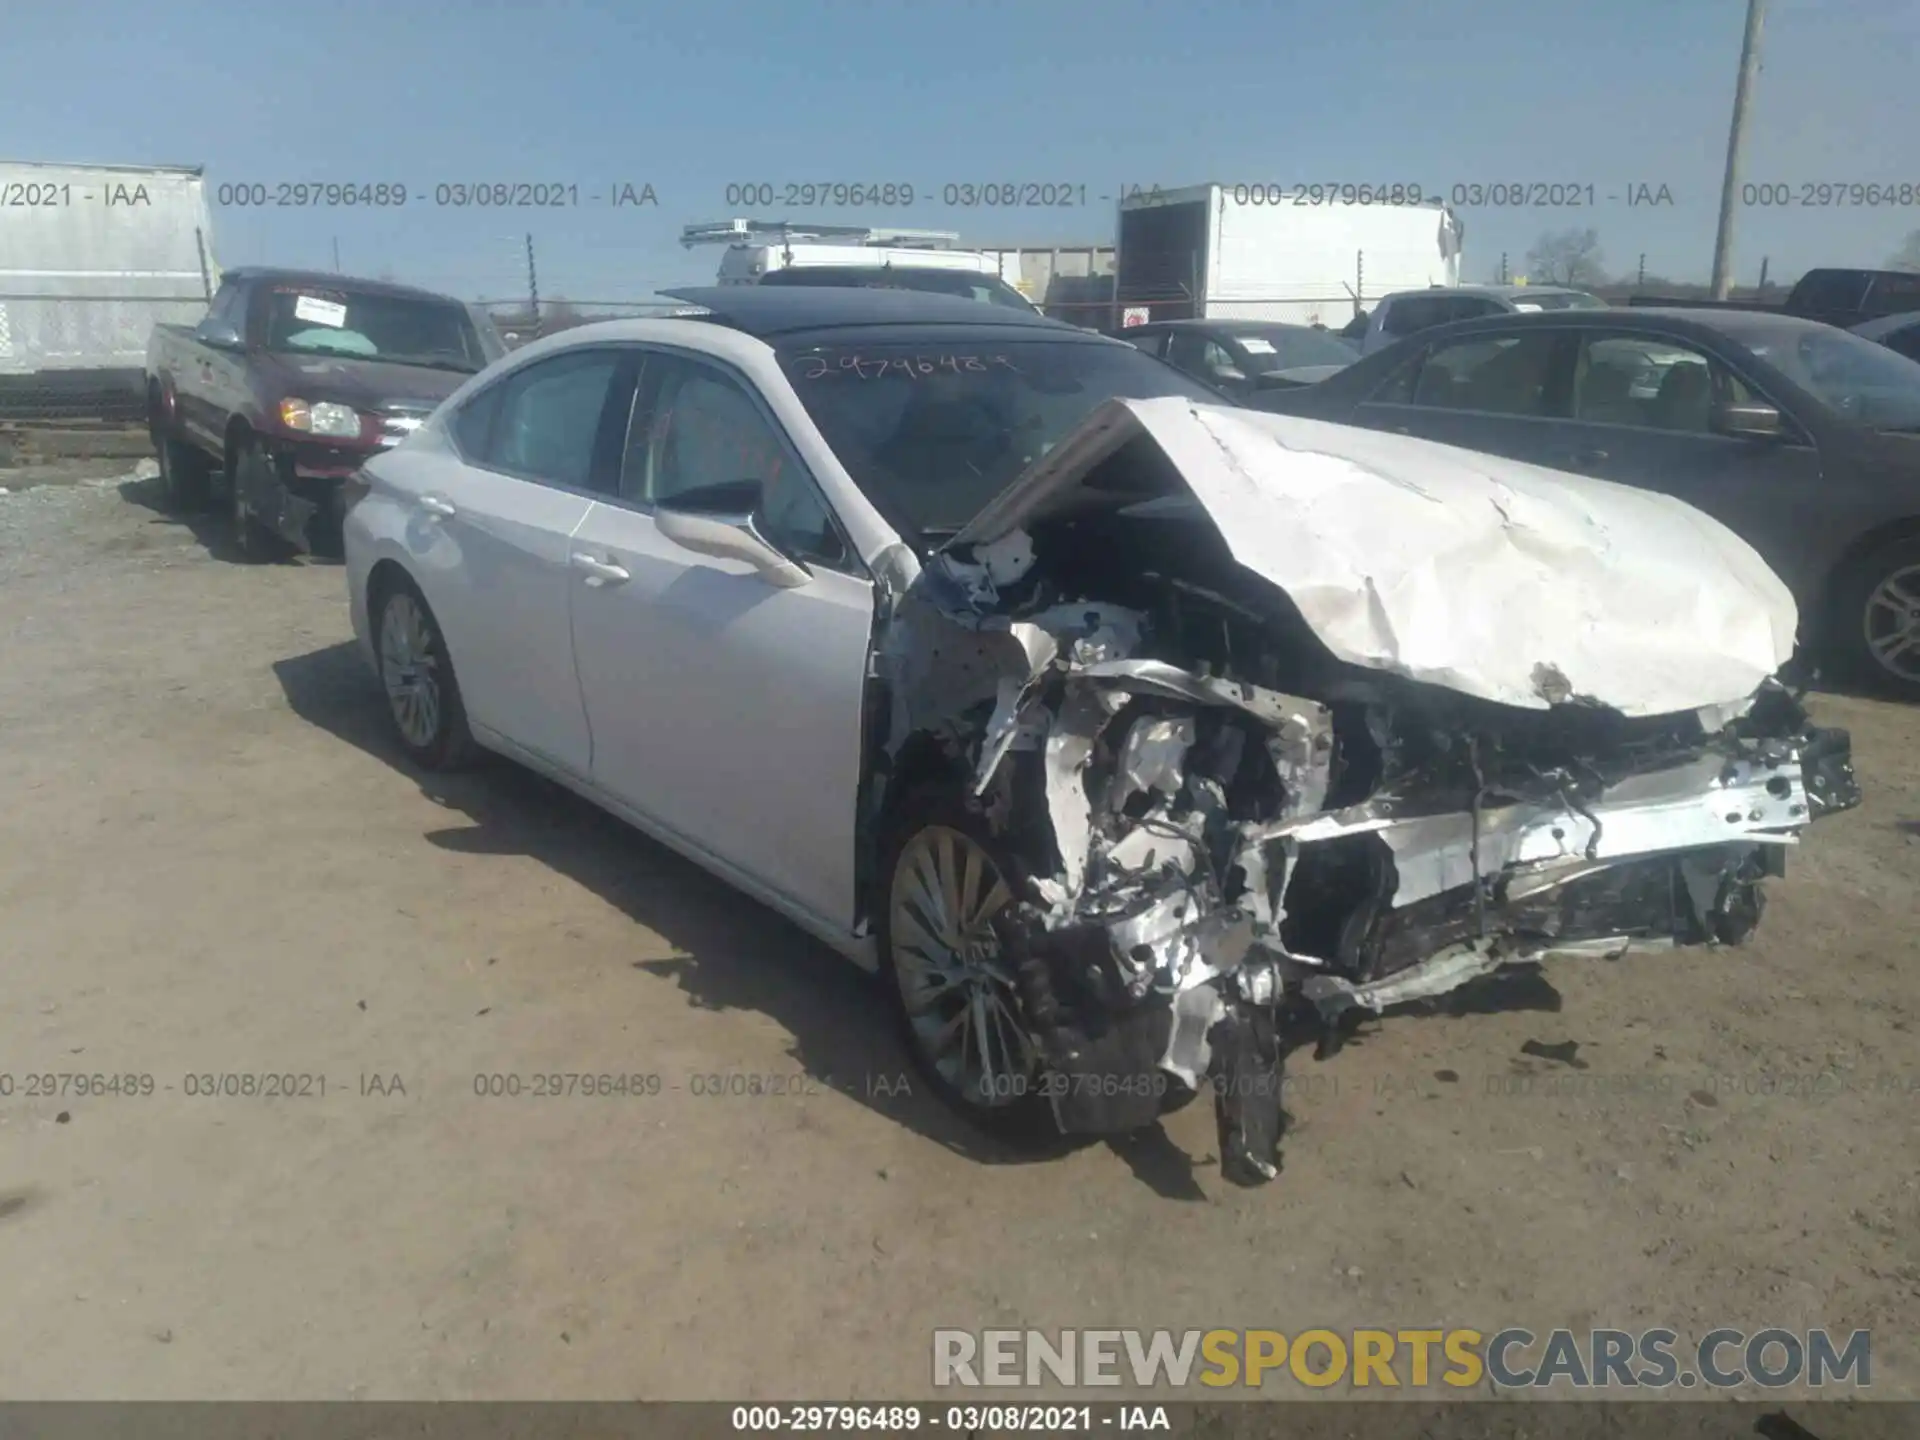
(790, 354, 1022, 381)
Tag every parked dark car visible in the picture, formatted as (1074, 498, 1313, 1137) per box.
(1853, 310, 1920, 364)
(1247, 307, 1920, 696)
(1358, 284, 1606, 353)
(755, 264, 1039, 312)
(146, 268, 505, 558)
(1630, 267, 1920, 330)
(1121, 318, 1359, 398)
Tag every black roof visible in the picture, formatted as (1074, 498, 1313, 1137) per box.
(657, 285, 1090, 340)
(222, 267, 471, 305)
(1128, 318, 1334, 334)
(1410, 306, 1839, 345)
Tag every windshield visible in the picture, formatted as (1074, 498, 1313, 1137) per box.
(263, 287, 491, 371)
(778, 336, 1217, 540)
(1509, 291, 1607, 312)
(1232, 326, 1360, 370)
(1738, 322, 1920, 429)
(761, 267, 1038, 311)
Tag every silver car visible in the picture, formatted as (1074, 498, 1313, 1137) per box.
(342, 285, 1856, 1187)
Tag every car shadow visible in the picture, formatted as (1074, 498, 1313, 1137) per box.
(273, 639, 1092, 1175)
(117, 474, 342, 565)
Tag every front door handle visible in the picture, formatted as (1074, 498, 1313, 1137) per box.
(418, 494, 457, 518)
(570, 552, 631, 587)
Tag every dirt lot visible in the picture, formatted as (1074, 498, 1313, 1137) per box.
(2, 466, 1917, 1403)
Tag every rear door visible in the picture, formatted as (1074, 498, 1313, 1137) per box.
(1349, 324, 1577, 468)
(392, 346, 631, 773)
(566, 348, 875, 931)
(1552, 328, 1826, 597)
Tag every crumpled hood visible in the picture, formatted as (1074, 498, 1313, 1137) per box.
(949, 397, 1798, 717)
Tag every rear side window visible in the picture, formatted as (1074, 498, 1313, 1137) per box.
(1794, 271, 1871, 312)
(462, 349, 624, 489)
(1404, 331, 1562, 416)
(452, 384, 503, 457)
(1127, 330, 1170, 359)
(1881, 322, 1920, 364)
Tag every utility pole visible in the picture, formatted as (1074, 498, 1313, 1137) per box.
(1710, 0, 1767, 299)
(525, 233, 540, 325)
(332, 236, 341, 272)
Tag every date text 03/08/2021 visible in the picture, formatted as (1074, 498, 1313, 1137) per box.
(710, 181, 1679, 209)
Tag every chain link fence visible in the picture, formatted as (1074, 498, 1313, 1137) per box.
(0, 291, 209, 424)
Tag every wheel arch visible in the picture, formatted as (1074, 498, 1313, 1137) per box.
(1821, 515, 1920, 628)
(222, 415, 256, 477)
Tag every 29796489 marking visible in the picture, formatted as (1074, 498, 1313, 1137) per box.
(984, 1071, 1170, 1100)
(0, 1073, 156, 1098)
(729, 1404, 929, 1431)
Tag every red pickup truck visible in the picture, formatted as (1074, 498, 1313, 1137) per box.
(145, 268, 504, 557)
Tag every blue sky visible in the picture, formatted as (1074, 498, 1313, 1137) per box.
(5, 0, 1917, 304)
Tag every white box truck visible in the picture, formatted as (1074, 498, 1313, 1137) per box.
(0, 159, 218, 420)
(681, 219, 1038, 311)
(1114, 184, 1462, 330)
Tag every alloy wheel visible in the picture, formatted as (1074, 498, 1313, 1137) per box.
(1862, 563, 1920, 683)
(379, 592, 444, 750)
(888, 825, 1035, 1107)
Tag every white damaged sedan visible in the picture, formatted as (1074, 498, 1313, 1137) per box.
(343, 287, 1859, 1185)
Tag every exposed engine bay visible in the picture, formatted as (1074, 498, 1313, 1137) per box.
(864, 399, 1863, 1187)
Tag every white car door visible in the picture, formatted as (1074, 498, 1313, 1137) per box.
(567, 349, 875, 933)
(394, 347, 629, 775)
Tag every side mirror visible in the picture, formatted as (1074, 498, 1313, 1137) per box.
(1714, 400, 1785, 439)
(654, 494, 810, 589)
(196, 319, 243, 350)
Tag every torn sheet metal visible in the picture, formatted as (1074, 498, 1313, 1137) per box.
(945, 397, 1798, 717)
(1377, 750, 1809, 910)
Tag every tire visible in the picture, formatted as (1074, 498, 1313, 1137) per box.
(372, 577, 480, 771)
(1831, 535, 1920, 701)
(875, 787, 1058, 1146)
(229, 436, 287, 562)
(155, 430, 214, 512)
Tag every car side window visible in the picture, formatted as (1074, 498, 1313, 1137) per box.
(451, 382, 505, 458)
(1402, 331, 1561, 416)
(197, 282, 245, 338)
(622, 356, 853, 571)
(1127, 330, 1169, 359)
(1881, 323, 1920, 365)
(1571, 333, 1757, 433)
(1383, 296, 1445, 336)
(474, 349, 624, 489)
(1165, 331, 1211, 373)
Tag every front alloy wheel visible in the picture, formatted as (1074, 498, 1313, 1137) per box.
(882, 814, 1050, 1137)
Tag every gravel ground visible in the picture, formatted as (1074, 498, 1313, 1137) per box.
(1, 471, 1917, 1405)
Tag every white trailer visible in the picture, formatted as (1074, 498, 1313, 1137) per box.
(0, 160, 218, 377)
(1114, 183, 1462, 329)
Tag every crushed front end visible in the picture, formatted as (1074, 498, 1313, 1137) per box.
(869, 405, 1861, 1187)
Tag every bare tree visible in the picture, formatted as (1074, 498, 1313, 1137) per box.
(1889, 229, 1920, 273)
(1525, 227, 1608, 288)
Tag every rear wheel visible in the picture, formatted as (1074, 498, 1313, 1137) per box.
(1832, 536, 1920, 700)
(876, 791, 1055, 1144)
(155, 429, 213, 512)
(373, 579, 479, 771)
